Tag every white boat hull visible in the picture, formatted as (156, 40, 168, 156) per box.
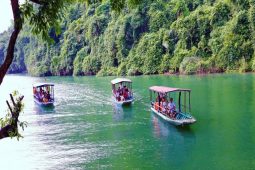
(151, 107, 196, 126)
(34, 98, 54, 107)
(112, 97, 134, 106)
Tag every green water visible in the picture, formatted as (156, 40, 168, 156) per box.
(0, 73, 255, 170)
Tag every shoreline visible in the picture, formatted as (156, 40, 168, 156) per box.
(6, 70, 255, 78)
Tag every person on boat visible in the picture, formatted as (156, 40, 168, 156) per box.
(120, 95, 125, 101)
(123, 86, 129, 99)
(46, 91, 51, 101)
(38, 88, 44, 101)
(128, 90, 132, 99)
(119, 83, 123, 95)
(162, 98, 168, 113)
(33, 87, 36, 95)
(155, 95, 162, 112)
(116, 90, 120, 101)
(168, 98, 176, 118)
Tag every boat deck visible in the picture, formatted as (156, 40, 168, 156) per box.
(151, 107, 196, 126)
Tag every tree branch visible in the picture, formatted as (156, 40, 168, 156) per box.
(6, 100, 13, 115)
(10, 93, 16, 107)
(0, 94, 24, 139)
(0, 0, 22, 85)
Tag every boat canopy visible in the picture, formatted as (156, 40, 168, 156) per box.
(149, 86, 190, 93)
(111, 78, 132, 85)
(33, 83, 54, 88)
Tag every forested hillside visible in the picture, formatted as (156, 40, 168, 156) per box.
(1, 0, 255, 76)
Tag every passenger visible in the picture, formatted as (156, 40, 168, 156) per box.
(38, 88, 43, 101)
(119, 85, 123, 96)
(46, 92, 51, 100)
(168, 98, 176, 118)
(128, 90, 131, 99)
(154, 101, 160, 111)
(123, 89, 128, 99)
(120, 95, 125, 101)
(162, 98, 168, 113)
(43, 97, 48, 103)
(116, 90, 120, 101)
(119, 83, 123, 94)
(33, 87, 36, 94)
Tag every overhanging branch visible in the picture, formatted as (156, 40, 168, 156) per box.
(29, 0, 44, 5)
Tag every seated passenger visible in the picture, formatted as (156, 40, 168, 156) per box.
(168, 98, 176, 118)
(154, 101, 160, 111)
(46, 92, 51, 100)
(116, 91, 120, 101)
(123, 90, 128, 99)
(162, 98, 168, 113)
(120, 95, 125, 101)
(128, 91, 131, 99)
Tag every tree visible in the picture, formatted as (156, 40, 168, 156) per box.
(0, 0, 140, 140)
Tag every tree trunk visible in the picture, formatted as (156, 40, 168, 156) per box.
(0, 0, 22, 85)
(0, 0, 23, 139)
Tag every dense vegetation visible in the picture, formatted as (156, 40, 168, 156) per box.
(1, 0, 255, 76)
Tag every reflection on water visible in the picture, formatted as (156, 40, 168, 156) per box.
(112, 104, 133, 121)
(151, 112, 195, 139)
(0, 74, 255, 169)
(33, 104, 55, 114)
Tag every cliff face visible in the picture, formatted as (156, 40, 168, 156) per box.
(1, 0, 255, 76)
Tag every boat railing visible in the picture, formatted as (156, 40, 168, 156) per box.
(179, 104, 192, 115)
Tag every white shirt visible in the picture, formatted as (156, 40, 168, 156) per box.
(162, 101, 167, 107)
(168, 102, 176, 111)
(116, 91, 120, 97)
(162, 101, 167, 112)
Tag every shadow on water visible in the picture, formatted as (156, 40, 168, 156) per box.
(112, 104, 133, 121)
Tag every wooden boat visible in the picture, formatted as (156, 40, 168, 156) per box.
(111, 78, 134, 105)
(33, 83, 54, 107)
(149, 86, 196, 126)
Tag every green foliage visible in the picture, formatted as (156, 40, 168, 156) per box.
(159, 54, 172, 73)
(97, 66, 118, 76)
(1, 0, 255, 76)
(211, 1, 231, 27)
(117, 61, 127, 76)
(180, 57, 201, 74)
(127, 31, 164, 75)
(252, 56, 255, 71)
(73, 47, 90, 75)
(82, 55, 101, 75)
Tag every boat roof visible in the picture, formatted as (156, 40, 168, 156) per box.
(111, 78, 132, 84)
(149, 86, 191, 93)
(33, 83, 54, 87)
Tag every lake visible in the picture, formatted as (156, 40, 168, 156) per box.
(0, 73, 254, 170)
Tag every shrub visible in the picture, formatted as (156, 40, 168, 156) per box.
(252, 57, 255, 71)
(82, 56, 101, 75)
(180, 57, 201, 74)
(97, 67, 118, 76)
(117, 61, 127, 76)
